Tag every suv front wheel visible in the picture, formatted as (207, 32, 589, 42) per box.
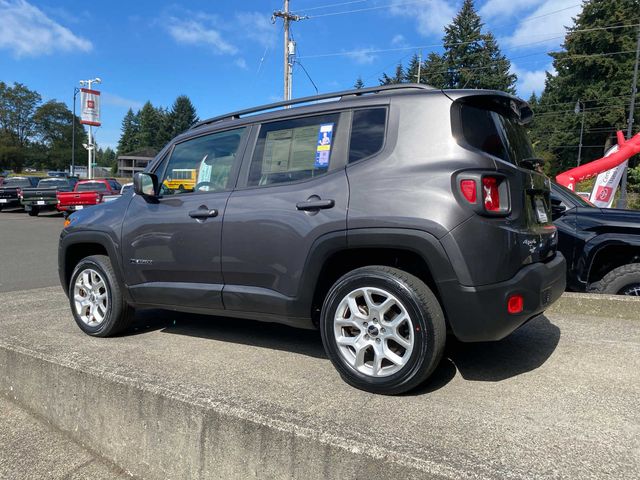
(320, 266, 446, 395)
(69, 255, 135, 337)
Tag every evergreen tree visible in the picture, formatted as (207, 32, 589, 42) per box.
(424, 52, 448, 88)
(530, 0, 638, 175)
(167, 95, 198, 138)
(137, 101, 164, 149)
(440, 0, 516, 92)
(354, 77, 365, 89)
(117, 108, 140, 155)
(376, 1, 514, 91)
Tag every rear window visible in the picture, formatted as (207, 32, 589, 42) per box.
(76, 182, 108, 192)
(460, 103, 534, 166)
(37, 179, 67, 188)
(349, 108, 386, 163)
(3, 178, 31, 187)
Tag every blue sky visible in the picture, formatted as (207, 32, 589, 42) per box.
(0, 0, 582, 150)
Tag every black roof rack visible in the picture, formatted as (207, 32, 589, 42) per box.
(190, 83, 434, 130)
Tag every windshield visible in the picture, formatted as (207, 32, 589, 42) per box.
(3, 178, 31, 187)
(76, 182, 108, 192)
(552, 182, 595, 208)
(37, 179, 67, 188)
(460, 103, 534, 166)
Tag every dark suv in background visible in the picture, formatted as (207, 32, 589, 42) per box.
(59, 85, 565, 394)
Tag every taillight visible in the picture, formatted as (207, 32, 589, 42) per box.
(460, 180, 477, 203)
(482, 177, 500, 211)
(457, 173, 509, 215)
(16, 187, 22, 199)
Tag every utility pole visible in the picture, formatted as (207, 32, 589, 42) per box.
(416, 51, 422, 84)
(575, 100, 585, 166)
(617, 24, 640, 209)
(71, 87, 79, 176)
(272, 1, 307, 102)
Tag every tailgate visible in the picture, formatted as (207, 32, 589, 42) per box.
(58, 192, 101, 206)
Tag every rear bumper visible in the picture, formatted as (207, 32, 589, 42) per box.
(0, 198, 20, 207)
(438, 253, 566, 342)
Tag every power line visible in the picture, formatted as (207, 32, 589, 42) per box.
(304, 0, 428, 18)
(298, 23, 640, 60)
(294, 0, 369, 14)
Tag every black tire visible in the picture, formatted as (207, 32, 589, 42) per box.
(68, 255, 135, 337)
(320, 266, 446, 395)
(590, 263, 640, 296)
(27, 207, 39, 216)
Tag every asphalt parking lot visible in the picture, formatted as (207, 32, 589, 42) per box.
(1, 212, 639, 479)
(0, 210, 63, 292)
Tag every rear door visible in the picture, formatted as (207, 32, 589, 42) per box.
(121, 127, 248, 310)
(222, 112, 349, 317)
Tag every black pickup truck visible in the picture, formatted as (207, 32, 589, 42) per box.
(20, 177, 78, 216)
(0, 176, 39, 210)
(552, 183, 640, 295)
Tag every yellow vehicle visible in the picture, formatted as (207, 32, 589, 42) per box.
(163, 169, 196, 191)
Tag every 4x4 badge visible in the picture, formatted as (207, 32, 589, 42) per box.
(130, 258, 153, 265)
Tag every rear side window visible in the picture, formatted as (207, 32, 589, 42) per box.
(349, 108, 386, 163)
(248, 113, 339, 187)
(460, 104, 534, 165)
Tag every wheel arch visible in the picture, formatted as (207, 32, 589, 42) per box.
(585, 235, 640, 285)
(302, 228, 457, 327)
(59, 231, 129, 301)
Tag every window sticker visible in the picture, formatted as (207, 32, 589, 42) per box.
(315, 123, 334, 168)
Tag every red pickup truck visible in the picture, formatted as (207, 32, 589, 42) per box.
(57, 179, 122, 216)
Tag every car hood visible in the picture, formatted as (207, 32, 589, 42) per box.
(575, 206, 640, 233)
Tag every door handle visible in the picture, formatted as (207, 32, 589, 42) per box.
(296, 199, 335, 211)
(189, 208, 218, 219)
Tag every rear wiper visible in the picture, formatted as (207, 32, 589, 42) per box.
(520, 157, 545, 172)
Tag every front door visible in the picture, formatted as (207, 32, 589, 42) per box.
(121, 127, 247, 310)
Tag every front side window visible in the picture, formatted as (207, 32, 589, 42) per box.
(159, 127, 246, 195)
(248, 113, 339, 187)
(349, 108, 386, 163)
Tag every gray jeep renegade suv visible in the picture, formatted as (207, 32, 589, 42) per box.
(59, 84, 566, 394)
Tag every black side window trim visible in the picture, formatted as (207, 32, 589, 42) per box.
(347, 106, 389, 164)
(151, 126, 249, 197)
(240, 111, 347, 190)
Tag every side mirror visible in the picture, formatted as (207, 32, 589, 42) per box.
(550, 197, 566, 220)
(134, 172, 158, 197)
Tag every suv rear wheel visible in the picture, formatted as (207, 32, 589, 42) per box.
(69, 255, 135, 336)
(320, 266, 446, 395)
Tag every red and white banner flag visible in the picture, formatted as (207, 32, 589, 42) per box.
(589, 145, 626, 208)
(80, 88, 101, 126)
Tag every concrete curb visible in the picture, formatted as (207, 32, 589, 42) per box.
(547, 292, 640, 321)
(0, 342, 457, 480)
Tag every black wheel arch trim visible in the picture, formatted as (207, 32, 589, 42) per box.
(295, 227, 457, 318)
(581, 234, 640, 287)
(58, 230, 131, 302)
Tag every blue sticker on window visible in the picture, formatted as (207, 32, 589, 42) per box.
(315, 123, 334, 168)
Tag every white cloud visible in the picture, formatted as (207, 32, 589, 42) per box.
(511, 63, 556, 97)
(346, 48, 377, 65)
(480, 0, 541, 20)
(391, 34, 408, 48)
(101, 93, 143, 110)
(236, 12, 276, 48)
(390, 0, 455, 37)
(0, 0, 92, 57)
(502, 0, 581, 49)
(234, 57, 248, 70)
(166, 16, 238, 55)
